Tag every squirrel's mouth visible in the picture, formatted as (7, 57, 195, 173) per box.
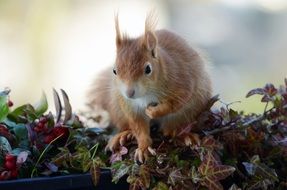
(129, 95, 159, 109)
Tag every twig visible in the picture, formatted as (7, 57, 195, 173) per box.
(204, 104, 287, 136)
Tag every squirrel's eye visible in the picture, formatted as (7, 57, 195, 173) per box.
(113, 68, 117, 75)
(145, 64, 152, 75)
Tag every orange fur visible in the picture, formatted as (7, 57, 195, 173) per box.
(88, 14, 212, 162)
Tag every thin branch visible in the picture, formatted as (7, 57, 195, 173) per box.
(204, 104, 287, 136)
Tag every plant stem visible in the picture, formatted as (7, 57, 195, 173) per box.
(90, 143, 99, 159)
(31, 134, 64, 178)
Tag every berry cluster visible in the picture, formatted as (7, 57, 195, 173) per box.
(33, 117, 69, 145)
(34, 117, 48, 133)
(44, 124, 69, 144)
(0, 154, 18, 180)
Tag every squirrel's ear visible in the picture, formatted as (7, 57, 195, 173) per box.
(115, 14, 122, 49)
(144, 31, 157, 58)
(144, 12, 158, 57)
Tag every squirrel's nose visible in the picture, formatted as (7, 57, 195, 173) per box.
(126, 88, 135, 98)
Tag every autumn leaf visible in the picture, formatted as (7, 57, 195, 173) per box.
(139, 165, 151, 188)
(129, 177, 142, 190)
(201, 136, 223, 151)
(168, 168, 185, 186)
(198, 152, 235, 190)
(90, 160, 101, 186)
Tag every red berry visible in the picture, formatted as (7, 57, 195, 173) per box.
(5, 154, 16, 162)
(5, 161, 16, 170)
(7, 100, 13, 107)
(34, 122, 47, 133)
(39, 117, 47, 124)
(53, 127, 69, 138)
(34, 126, 40, 132)
(44, 135, 55, 144)
(37, 122, 44, 129)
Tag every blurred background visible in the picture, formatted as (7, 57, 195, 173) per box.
(0, 0, 287, 113)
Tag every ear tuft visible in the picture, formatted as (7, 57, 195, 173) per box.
(144, 12, 158, 57)
(145, 11, 158, 33)
(115, 13, 122, 49)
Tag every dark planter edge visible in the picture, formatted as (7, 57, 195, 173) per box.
(0, 169, 129, 190)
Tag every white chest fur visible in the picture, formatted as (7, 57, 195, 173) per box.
(129, 94, 158, 112)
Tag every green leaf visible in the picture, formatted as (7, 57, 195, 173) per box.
(112, 163, 131, 183)
(0, 93, 9, 122)
(255, 163, 278, 182)
(229, 109, 239, 120)
(153, 181, 169, 190)
(12, 124, 29, 148)
(0, 136, 12, 152)
(247, 178, 273, 190)
(9, 104, 37, 122)
(34, 92, 48, 116)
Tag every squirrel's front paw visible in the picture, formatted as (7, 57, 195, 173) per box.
(105, 130, 133, 152)
(134, 146, 156, 163)
(145, 104, 158, 119)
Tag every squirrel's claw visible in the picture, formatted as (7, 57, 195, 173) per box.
(134, 146, 156, 163)
(148, 147, 156, 156)
(183, 133, 200, 147)
(105, 130, 133, 152)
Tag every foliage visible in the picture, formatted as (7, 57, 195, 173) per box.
(1, 79, 287, 190)
(0, 89, 106, 184)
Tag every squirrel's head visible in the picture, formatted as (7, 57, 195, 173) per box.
(113, 14, 161, 101)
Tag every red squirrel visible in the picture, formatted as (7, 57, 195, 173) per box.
(88, 14, 212, 163)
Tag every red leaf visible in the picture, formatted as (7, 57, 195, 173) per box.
(198, 152, 235, 190)
(201, 177, 224, 190)
(201, 136, 223, 151)
(198, 153, 218, 174)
